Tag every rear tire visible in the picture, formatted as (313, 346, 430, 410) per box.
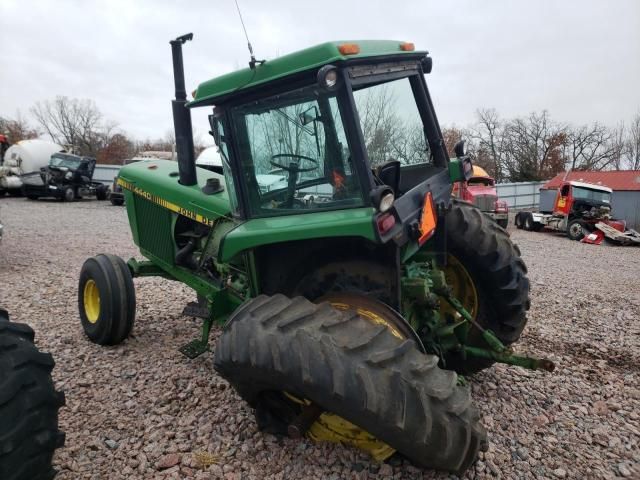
(514, 212, 524, 229)
(0, 310, 65, 480)
(110, 197, 124, 206)
(214, 294, 486, 474)
(443, 201, 530, 374)
(78, 254, 136, 345)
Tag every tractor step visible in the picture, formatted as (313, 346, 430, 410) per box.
(179, 339, 209, 359)
(182, 301, 209, 319)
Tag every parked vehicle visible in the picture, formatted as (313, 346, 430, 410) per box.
(515, 180, 625, 240)
(453, 165, 508, 228)
(0, 309, 65, 480)
(21, 152, 108, 201)
(0, 139, 64, 195)
(76, 35, 551, 474)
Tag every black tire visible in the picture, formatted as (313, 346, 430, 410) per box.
(514, 212, 524, 229)
(62, 187, 75, 202)
(443, 201, 530, 373)
(78, 254, 136, 345)
(0, 310, 65, 480)
(497, 218, 508, 229)
(214, 294, 486, 474)
(567, 219, 586, 241)
(110, 197, 124, 206)
(523, 212, 535, 231)
(27, 195, 39, 201)
(95, 186, 107, 201)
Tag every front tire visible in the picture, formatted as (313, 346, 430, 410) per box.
(0, 310, 65, 480)
(567, 219, 586, 241)
(95, 185, 107, 201)
(62, 187, 75, 202)
(214, 294, 486, 474)
(78, 254, 136, 345)
(443, 201, 530, 373)
(110, 197, 124, 206)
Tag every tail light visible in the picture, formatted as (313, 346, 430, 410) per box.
(376, 213, 396, 235)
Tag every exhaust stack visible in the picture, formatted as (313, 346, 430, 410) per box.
(170, 33, 197, 186)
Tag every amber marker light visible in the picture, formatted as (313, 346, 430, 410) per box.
(400, 42, 415, 51)
(338, 43, 360, 55)
(418, 192, 437, 245)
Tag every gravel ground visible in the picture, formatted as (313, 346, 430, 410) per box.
(0, 197, 638, 480)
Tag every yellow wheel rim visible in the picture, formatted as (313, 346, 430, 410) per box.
(285, 296, 399, 462)
(440, 254, 479, 321)
(83, 279, 100, 324)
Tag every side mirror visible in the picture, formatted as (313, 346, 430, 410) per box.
(208, 114, 221, 146)
(454, 140, 465, 158)
(421, 55, 433, 74)
(299, 106, 320, 126)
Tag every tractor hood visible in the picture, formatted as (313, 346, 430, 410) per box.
(117, 159, 232, 224)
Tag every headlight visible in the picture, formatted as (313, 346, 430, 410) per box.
(65, 171, 72, 179)
(379, 192, 395, 213)
(317, 65, 339, 91)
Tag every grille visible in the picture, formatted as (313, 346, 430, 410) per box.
(474, 194, 498, 212)
(133, 195, 174, 263)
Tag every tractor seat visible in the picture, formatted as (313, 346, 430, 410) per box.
(374, 160, 401, 195)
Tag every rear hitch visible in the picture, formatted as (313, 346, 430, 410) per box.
(437, 288, 556, 372)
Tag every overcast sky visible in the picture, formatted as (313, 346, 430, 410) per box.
(1, 0, 639, 144)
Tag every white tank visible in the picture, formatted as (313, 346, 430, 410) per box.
(195, 146, 222, 168)
(0, 140, 64, 190)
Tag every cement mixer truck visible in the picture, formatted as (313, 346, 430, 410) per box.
(0, 139, 64, 195)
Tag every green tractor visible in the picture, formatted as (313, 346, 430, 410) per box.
(77, 34, 553, 473)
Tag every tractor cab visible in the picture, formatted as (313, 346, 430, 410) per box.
(189, 40, 472, 243)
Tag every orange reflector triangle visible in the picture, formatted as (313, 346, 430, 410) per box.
(418, 192, 437, 245)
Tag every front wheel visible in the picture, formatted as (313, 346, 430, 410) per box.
(62, 187, 75, 202)
(567, 219, 586, 241)
(78, 254, 136, 345)
(442, 201, 530, 374)
(214, 294, 486, 474)
(95, 185, 107, 201)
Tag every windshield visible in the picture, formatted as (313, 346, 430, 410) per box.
(352, 76, 430, 167)
(230, 85, 364, 217)
(573, 186, 611, 203)
(50, 155, 82, 169)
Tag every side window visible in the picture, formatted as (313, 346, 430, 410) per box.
(352, 77, 429, 167)
(217, 121, 239, 214)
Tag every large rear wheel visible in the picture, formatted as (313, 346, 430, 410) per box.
(214, 294, 486, 474)
(442, 201, 530, 374)
(0, 310, 65, 480)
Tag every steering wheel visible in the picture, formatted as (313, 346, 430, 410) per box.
(270, 153, 318, 173)
(269, 153, 318, 208)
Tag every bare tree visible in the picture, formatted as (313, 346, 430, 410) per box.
(501, 111, 567, 181)
(31, 96, 107, 155)
(624, 111, 640, 170)
(0, 112, 39, 143)
(472, 108, 507, 181)
(567, 122, 619, 171)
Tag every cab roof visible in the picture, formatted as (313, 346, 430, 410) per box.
(189, 40, 426, 107)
